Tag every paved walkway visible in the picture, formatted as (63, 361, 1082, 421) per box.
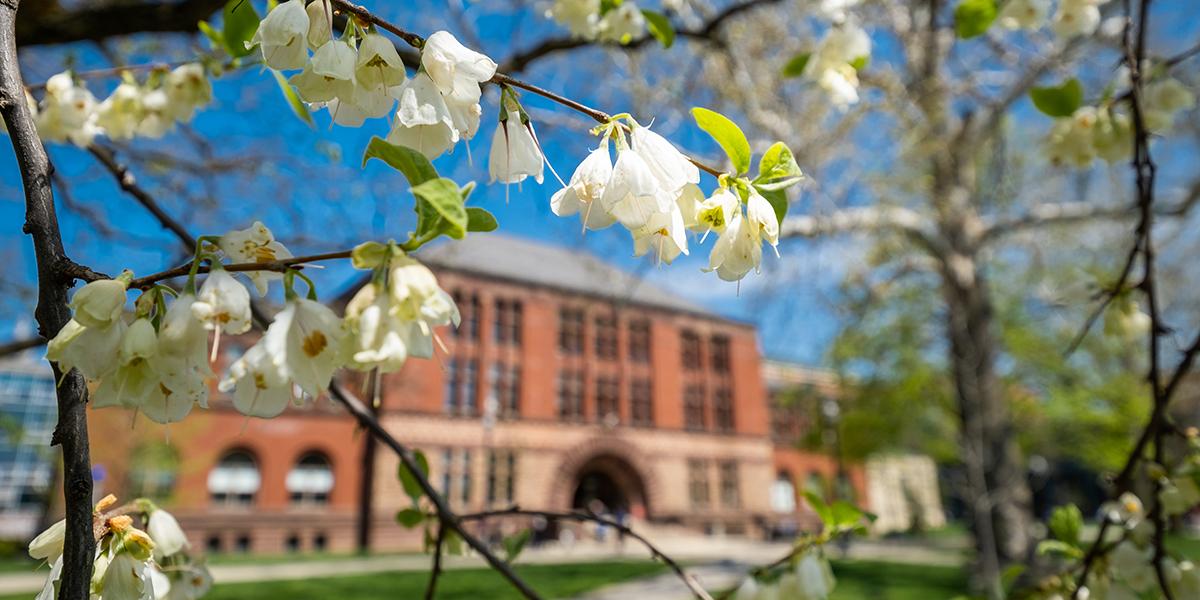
(0, 535, 964, 597)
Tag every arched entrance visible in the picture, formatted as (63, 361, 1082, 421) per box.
(567, 454, 648, 518)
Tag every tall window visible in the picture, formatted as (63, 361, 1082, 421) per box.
(718, 461, 740, 508)
(489, 363, 520, 419)
(684, 384, 707, 431)
(595, 376, 620, 424)
(287, 452, 334, 506)
(444, 359, 478, 416)
(594, 314, 618, 360)
(494, 299, 522, 346)
(771, 472, 798, 513)
(710, 335, 731, 372)
(630, 378, 654, 427)
(628, 319, 651, 362)
(440, 448, 473, 508)
(681, 329, 703, 370)
(486, 450, 517, 506)
(688, 459, 710, 508)
(557, 371, 585, 421)
(208, 450, 259, 507)
(559, 307, 585, 354)
(451, 290, 481, 340)
(713, 387, 734, 433)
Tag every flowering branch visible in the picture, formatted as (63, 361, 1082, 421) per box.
(115, 249, 353, 290)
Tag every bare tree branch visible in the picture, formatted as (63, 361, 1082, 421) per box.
(781, 205, 945, 254)
(16, 0, 224, 47)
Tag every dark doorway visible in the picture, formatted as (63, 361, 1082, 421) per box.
(572, 470, 629, 513)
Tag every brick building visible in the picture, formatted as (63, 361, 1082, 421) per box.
(80, 235, 863, 554)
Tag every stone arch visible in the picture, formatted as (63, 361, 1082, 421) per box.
(549, 436, 658, 519)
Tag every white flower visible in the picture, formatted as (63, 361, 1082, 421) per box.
(147, 509, 188, 559)
(630, 125, 699, 192)
(95, 82, 145, 141)
(685, 185, 738, 236)
(136, 89, 175, 139)
(792, 553, 836, 599)
(747, 189, 780, 252)
(709, 208, 763, 282)
(1092, 109, 1132, 163)
(547, 0, 601, 38)
(389, 256, 460, 332)
(356, 32, 407, 89)
(36, 72, 101, 146)
(219, 342, 293, 418)
(98, 551, 155, 600)
(420, 31, 498, 98)
(551, 140, 616, 230)
(345, 256, 459, 370)
(46, 318, 127, 380)
(218, 221, 293, 296)
(164, 564, 212, 600)
(305, 0, 332, 49)
(600, 146, 671, 230)
(631, 204, 689, 264)
(92, 318, 160, 411)
(35, 556, 62, 600)
(818, 0, 860, 22)
(344, 283, 411, 372)
(250, 0, 310, 71)
(1103, 491, 1145, 527)
(999, 0, 1050, 30)
(163, 63, 212, 123)
(192, 268, 252, 336)
(29, 519, 66, 563)
(489, 110, 546, 185)
(1044, 106, 1100, 168)
(1144, 77, 1196, 132)
(817, 66, 861, 108)
(1051, 0, 1105, 39)
(155, 294, 213, 409)
(386, 72, 459, 159)
(597, 1, 645, 43)
(70, 278, 128, 328)
(804, 23, 870, 109)
(261, 298, 344, 396)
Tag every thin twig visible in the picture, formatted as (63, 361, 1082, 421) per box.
(424, 522, 446, 600)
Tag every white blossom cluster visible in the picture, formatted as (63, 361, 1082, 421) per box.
(732, 551, 836, 600)
(8, 64, 212, 148)
(45, 222, 457, 423)
(551, 119, 779, 281)
(30, 496, 211, 600)
(999, 0, 1111, 38)
(545, 0, 648, 43)
(1044, 75, 1195, 168)
(801, 21, 872, 110)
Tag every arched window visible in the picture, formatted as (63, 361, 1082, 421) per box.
(208, 450, 260, 507)
(770, 471, 797, 513)
(287, 452, 333, 505)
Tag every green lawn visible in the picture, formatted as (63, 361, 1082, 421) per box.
(831, 560, 967, 599)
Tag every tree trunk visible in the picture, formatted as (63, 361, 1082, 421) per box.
(940, 249, 1033, 599)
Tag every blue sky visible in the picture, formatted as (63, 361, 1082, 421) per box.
(1, 0, 1197, 366)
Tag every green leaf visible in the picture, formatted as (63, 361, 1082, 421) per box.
(849, 55, 869, 71)
(412, 178, 469, 240)
(782, 53, 811, 78)
(830, 501, 865, 529)
(502, 529, 531, 562)
(803, 491, 834, 527)
(754, 142, 803, 190)
(444, 530, 464, 556)
(1030, 78, 1085, 118)
(641, 10, 675, 48)
(396, 508, 426, 528)
(1001, 564, 1026, 593)
(691, 107, 752, 175)
(397, 450, 429, 504)
(222, 0, 260, 57)
(351, 241, 388, 270)
(466, 207, 499, 232)
(197, 21, 224, 50)
(1036, 539, 1084, 559)
(362, 137, 439, 186)
(754, 185, 789, 224)
(270, 69, 312, 127)
(954, 0, 997, 39)
(1048, 504, 1083, 546)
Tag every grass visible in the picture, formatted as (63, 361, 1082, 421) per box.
(830, 560, 967, 599)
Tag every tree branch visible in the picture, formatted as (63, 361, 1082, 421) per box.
(0, 1, 95, 596)
(424, 522, 446, 600)
(780, 205, 944, 254)
(16, 0, 225, 47)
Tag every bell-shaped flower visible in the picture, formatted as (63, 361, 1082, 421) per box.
(95, 82, 145, 141)
(682, 185, 733, 235)
(489, 110, 546, 185)
(163, 563, 212, 600)
(35, 556, 63, 600)
(1043, 106, 1099, 168)
(631, 204, 689, 265)
(249, 0, 310, 71)
(36, 72, 101, 147)
(792, 553, 836, 599)
(420, 31, 498, 97)
(192, 268, 252, 337)
(218, 221, 293, 296)
(444, 92, 483, 141)
(547, 0, 601, 39)
(998, 0, 1050, 29)
(155, 293, 212, 409)
(709, 209, 763, 282)
(630, 126, 699, 192)
(136, 89, 175, 139)
(146, 508, 189, 559)
(70, 278, 128, 328)
(600, 147, 670, 230)
(29, 519, 66, 564)
(356, 33, 407, 90)
(47, 317, 127, 380)
(261, 297, 344, 397)
(219, 342, 293, 418)
(138, 378, 203, 424)
(804, 23, 870, 109)
(1092, 108, 1132, 163)
(1051, 0, 1104, 38)
(597, 1, 645, 43)
(386, 72, 459, 159)
(326, 82, 396, 127)
(93, 318, 160, 411)
(305, 0, 332, 49)
(1144, 77, 1196, 132)
(747, 189, 780, 253)
(163, 63, 212, 122)
(551, 140, 616, 230)
(344, 283, 411, 372)
(98, 550, 155, 600)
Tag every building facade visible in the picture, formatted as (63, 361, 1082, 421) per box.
(0, 355, 58, 540)
(70, 236, 861, 554)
